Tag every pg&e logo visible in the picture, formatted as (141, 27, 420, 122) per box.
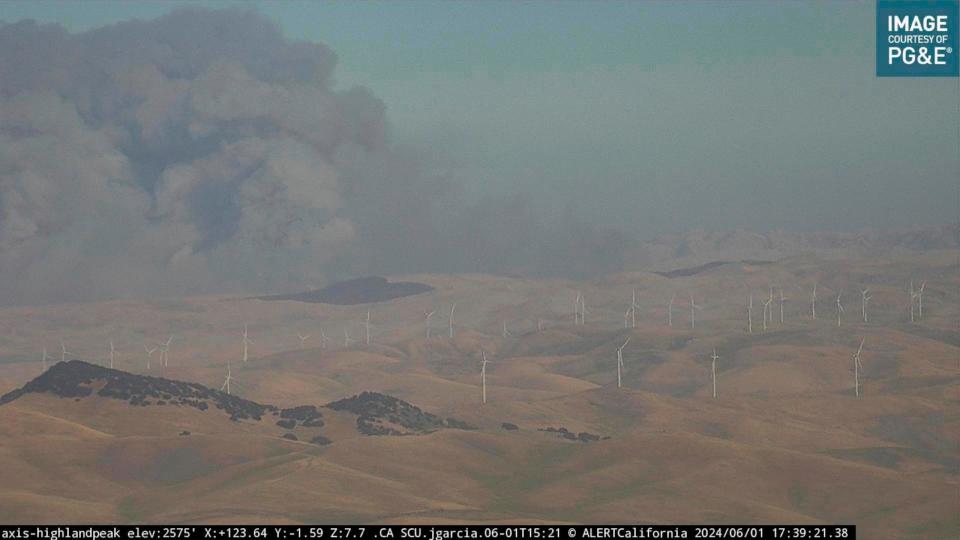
(877, 0, 959, 76)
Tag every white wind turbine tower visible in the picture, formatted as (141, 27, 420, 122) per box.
(918, 281, 926, 319)
(449, 304, 456, 338)
(502, 320, 511, 338)
(747, 295, 754, 334)
(860, 288, 872, 323)
(668, 293, 676, 327)
(624, 308, 631, 329)
(297, 333, 310, 349)
(574, 291, 582, 325)
(689, 294, 702, 329)
(424, 310, 435, 339)
(767, 287, 775, 324)
(144, 344, 157, 370)
(109, 339, 116, 369)
(853, 338, 864, 398)
(909, 281, 917, 322)
(160, 335, 174, 367)
(629, 288, 639, 329)
(779, 289, 787, 324)
(60, 340, 72, 363)
(221, 360, 233, 395)
(836, 293, 844, 328)
(579, 293, 587, 324)
(761, 295, 772, 332)
(616, 337, 630, 388)
(343, 328, 354, 347)
(241, 325, 252, 363)
(811, 282, 818, 320)
(710, 349, 719, 399)
(480, 350, 489, 404)
(320, 329, 329, 349)
(364, 310, 372, 345)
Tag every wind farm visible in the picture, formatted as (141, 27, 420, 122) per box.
(0, 238, 956, 536)
(0, 1, 956, 536)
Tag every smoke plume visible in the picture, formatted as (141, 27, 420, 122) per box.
(0, 8, 628, 304)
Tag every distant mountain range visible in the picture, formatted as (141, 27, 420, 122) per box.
(638, 223, 959, 271)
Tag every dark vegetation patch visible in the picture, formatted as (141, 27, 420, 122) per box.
(0, 360, 278, 421)
(280, 405, 325, 427)
(445, 417, 477, 430)
(326, 391, 448, 435)
(537, 426, 605, 443)
(282, 433, 298, 441)
(2, 362, 461, 442)
(257, 276, 433, 305)
(179, 430, 190, 436)
(310, 435, 332, 445)
(501, 422, 519, 431)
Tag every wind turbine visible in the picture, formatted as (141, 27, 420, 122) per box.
(144, 344, 157, 370)
(320, 329, 329, 349)
(109, 339, 116, 369)
(60, 340, 72, 363)
(710, 349, 719, 399)
(574, 291, 582, 325)
(221, 360, 232, 395)
(761, 296, 772, 332)
(480, 350, 489, 404)
(811, 282, 818, 320)
(241, 325, 252, 363)
(918, 281, 926, 319)
(767, 287, 774, 324)
(853, 338, 864, 398)
(424, 310, 435, 339)
(779, 289, 787, 324)
(909, 281, 917, 322)
(364, 310, 372, 345)
(297, 333, 310, 349)
(449, 304, 456, 338)
(502, 320, 511, 338)
(860, 288, 872, 323)
(343, 328, 354, 347)
(616, 337, 630, 388)
(747, 295, 754, 334)
(579, 293, 587, 324)
(836, 293, 844, 328)
(628, 288, 639, 329)
(624, 308, 632, 329)
(668, 293, 676, 327)
(689, 294, 702, 329)
(160, 335, 173, 367)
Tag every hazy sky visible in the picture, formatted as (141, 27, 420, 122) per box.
(6, 1, 957, 235)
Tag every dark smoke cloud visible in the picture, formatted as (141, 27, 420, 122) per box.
(0, 8, 628, 304)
